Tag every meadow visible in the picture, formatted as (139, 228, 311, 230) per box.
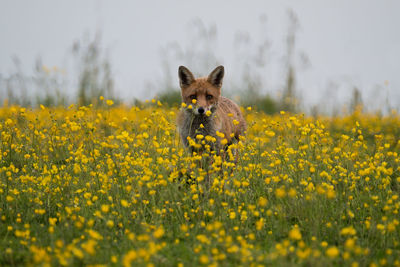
(0, 100, 399, 267)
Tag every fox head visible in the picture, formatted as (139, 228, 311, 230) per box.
(178, 65, 224, 116)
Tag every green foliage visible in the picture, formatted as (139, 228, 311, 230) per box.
(73, 34, 116, 107)
(242, 93, 279, 114)
(157, 89, 182, 107)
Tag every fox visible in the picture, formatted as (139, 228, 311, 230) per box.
(177, 65, 246, 154)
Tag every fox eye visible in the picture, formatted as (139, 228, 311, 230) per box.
(206, 94, 213, 100)
(189, 94, 196, 100)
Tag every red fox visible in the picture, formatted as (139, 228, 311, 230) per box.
(177, 65, 246, 154)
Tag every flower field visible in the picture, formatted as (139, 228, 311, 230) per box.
(1, 102, 400, 266)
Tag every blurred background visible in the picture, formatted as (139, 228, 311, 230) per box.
(0, 0, 399, 114)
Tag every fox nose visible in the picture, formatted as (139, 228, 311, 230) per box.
(198, 107, 205, 114)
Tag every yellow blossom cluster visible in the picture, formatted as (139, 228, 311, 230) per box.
(0, 103, 399, 266)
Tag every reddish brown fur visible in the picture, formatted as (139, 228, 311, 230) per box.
(177, 66, 246, 152)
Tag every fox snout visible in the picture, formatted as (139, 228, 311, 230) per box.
(193, 105, 216, 116)
(193, 105, 208, 116)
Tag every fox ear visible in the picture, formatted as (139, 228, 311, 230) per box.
(207, 65, 224, 88)
(178, 66, 195, 88)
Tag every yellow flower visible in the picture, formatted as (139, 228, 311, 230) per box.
(81, 239, 97, 255)
(340, 226, 356, 236)
(326, 246, 339, 258)
(345, 238, 355, 250)
(258, 197, 268, 207)
(196, 134, 204, 140)
(153, 226, 164, 238)
(229, 212, 236, 219)
(289, 227, 302, 240)
(288, 188, 297, 198)
(275, 187, 286, 198)
(111, 255, 118, 263)
(180, 224, 188, 232)
(106, 220, 114, 228)
(265, 130, 275, 137)
(72, 248, 84, 259)
(88, 229, 103, 240)
(106, 99, 114, 106)
(121, 199, 129, 207)
(196, 234, 210, 244)
(101, 204, 110, 213)
(199, 254, 209, 264)
(49, 218, 57, 226)
(256, 218, 264, 231)
(123, 250, 137, 267)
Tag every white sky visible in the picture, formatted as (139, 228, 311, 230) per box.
(0, 0, 399, 111)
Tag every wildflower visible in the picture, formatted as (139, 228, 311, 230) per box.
(121, 199, 129, 207)
(340, 226, 356, 236)
(180, 225, 188, 232)
(275, 187, 286, 198)
(196, 235, 210, 244)
(101, 204, 110, 213)
(289, 227, 302, 241)
(256, 218, 264, 231)
(288, 188, 297, 198)
(196, 134, 204, 140)
(72, 248, 84, 259)
(88, 229, 103, 240)
(345, 238, 356, 250)
(265, 130, 275, 137)
(258, 197, 268, 207)
(153, 226, 164, 238)
(326, 246, 339, 258)
(123, 250, 137, 267)
(81, 240, 97, 255)
(106, 220, 114, 228)
(199, 254, 209, 264)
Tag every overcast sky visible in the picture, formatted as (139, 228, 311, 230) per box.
(0, 0, 399, 111)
